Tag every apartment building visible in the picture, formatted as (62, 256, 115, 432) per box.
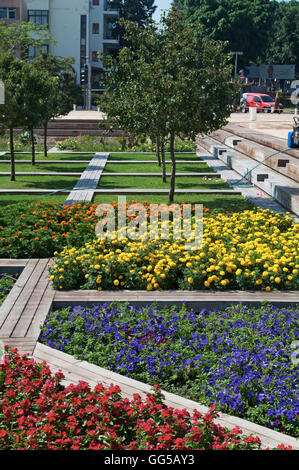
(0, 0, 120, 90)
(0, 0, 25, 25)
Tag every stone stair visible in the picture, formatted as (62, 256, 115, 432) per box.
(197, 129, 299, 217)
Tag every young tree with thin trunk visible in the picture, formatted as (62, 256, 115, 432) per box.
(0, 53, 23, 181)
(101, 7, 237, 202)
(33, 54, 82, 157)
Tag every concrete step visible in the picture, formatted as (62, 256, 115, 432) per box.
(223, 123, 299, 160)
(198, 134, 299, 216)
(210, 128, 299, 183)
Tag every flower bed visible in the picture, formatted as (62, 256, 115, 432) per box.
(0, 201, 98, 258)
(39, 302, 299, 437)
(0, 347, 293, 450)
(0, 274, 17, 306)
(0, 201, 206, 259)
(49, 208, 299, 292)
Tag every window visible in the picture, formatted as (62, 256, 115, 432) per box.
(254, 96, 261, 103)
(81, 15, 87, 40)
(93, 0, 99, 5)
(92, 23, 99, 34)
(92, 51, 99, 62)
(28, 10, 48, 26)
(29, 44, 49, 58)
(105, 18, 118, 39)
(0, 8, 16, 19)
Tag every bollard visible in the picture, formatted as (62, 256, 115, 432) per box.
(249, 107, 257, 121)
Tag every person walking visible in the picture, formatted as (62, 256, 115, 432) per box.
(274, 92, 281, 114)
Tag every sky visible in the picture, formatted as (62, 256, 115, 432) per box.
(152, 0, 173, 22)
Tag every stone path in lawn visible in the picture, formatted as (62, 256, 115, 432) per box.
(65, 152, 109, 205)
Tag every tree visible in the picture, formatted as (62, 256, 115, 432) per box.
(265, 0, 299, 74)
(113, 0, 157, 47)
(0, 54, 57, 170)
(101, 7, 237, 202)
(32, 54, 82, 156)
(0, 53, 24, 181)
(15, 62, 58, 165)
(0, 21, 53, 59)
(174, 0, 276, 68)
(101, 18, 169, 181)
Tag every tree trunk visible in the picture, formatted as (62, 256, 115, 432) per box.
(43, 122, 48, 157)
(168, 133, 176, 204)
(9, 127, 15, 182)
(30, 128, 35, 166)
(156, 136, 161, 167)
(161, 139, 166, 183)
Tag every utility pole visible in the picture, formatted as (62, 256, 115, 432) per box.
(87, 62, 92, 111)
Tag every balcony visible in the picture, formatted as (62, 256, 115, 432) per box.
(103, 17, 119, 43)
(103, 31, 119, 42)
(104, 1, 119, 14)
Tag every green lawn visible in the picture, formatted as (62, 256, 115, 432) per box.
(0, 194, 68, 208)
(98, 175, 228, 190)
(0, 162, 88, 173)
(104, 162, 214, 174)
(93, 193, 254, 212)
(108, 152, 201, 161)
(0, 153, 95, 162)
(0, 175, 78, 190)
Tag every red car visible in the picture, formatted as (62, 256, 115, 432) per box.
(241, 93, 283, 113)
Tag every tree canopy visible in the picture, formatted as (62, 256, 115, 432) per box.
(174, 0, 298, 72)
(101, 6, 237, 202)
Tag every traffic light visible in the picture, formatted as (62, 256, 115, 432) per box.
(80, 64, 88, 86)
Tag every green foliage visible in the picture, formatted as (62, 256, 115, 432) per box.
(101, 6, 237, 201)
(0, 21, 53, 58)
(175, 0, 299, 72)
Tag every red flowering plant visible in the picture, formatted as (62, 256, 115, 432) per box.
(0, 201, 210, 259)
(0, 347, 292, 450)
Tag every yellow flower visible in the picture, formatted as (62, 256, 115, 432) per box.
(187, 277, 194, 284)
(113, 279, 119, 286)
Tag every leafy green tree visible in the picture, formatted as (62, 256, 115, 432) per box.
(112, 0, 156, 47)
(174, 0, 276, 67)
(0, 53, 24, 181)
(13, 61, 57, 165)
(0, 21, 53, 58)
(32, 54, 82, 156)
(265, 0, 299, 74)
(101, 7, 237, 202)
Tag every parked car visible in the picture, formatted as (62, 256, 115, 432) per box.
(241, 93, 283, 113)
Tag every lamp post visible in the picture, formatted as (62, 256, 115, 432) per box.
(232, 51, 243, 77)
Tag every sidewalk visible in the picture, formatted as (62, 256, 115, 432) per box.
(57, 110, 295, 140)
(228, 112, 295, 140)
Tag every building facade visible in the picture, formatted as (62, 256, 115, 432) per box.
(2, 0, 120, 91)
(0, 0, 26, 25)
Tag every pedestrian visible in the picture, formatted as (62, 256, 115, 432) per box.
(240, 93, 246, 113)
(274, 92, 281, 114)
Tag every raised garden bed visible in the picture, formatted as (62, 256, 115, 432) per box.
(39, 301, 299, 438)
(0, 258, 298, 450)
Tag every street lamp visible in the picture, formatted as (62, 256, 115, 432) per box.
(232, 51, 243, 77)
